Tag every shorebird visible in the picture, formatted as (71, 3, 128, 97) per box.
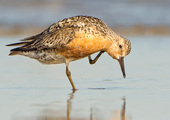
(7, 16, 131, 91)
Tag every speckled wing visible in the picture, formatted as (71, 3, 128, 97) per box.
(7, 16, 108, 52)
(8, 23, 76, 51)
(30, 26, 76, 50)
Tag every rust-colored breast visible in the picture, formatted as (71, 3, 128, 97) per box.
(59, 32, 109, 59)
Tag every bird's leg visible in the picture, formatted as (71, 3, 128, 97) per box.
(88, 51, 105, 64)
(65, 61, 76, 91)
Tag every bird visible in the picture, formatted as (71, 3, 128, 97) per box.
(7, 15, 131, 91)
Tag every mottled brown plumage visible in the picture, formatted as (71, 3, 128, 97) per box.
(7, 15, 131, 91)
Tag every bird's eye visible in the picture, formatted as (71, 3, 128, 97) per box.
(119, 45, 122, 48)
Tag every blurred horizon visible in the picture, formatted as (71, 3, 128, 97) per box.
(1, 1, 170, 120)
(1, 0, 170, 36)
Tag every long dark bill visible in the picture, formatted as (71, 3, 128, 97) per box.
(118, 57, 126, 78)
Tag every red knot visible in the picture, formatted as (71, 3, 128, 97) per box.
(7, 16, 131, 91)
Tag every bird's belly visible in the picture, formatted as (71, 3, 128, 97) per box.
(22, 50, 67, 64)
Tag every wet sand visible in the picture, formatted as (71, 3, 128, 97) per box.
(0, 25, 170, 36)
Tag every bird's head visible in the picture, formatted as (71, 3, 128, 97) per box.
(107, 36, 131, 78)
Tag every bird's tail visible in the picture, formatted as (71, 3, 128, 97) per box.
(7, 32, 42, 56)
(6, 42, 28, 56)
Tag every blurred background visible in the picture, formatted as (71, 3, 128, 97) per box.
(0, 0, 170, 36)
(1, 0, 170, 120)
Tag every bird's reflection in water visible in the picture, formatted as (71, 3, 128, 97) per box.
(90, 97, 128, 120)
(67, 91, 75, 120)
(23, 92, 129, 120)
(121, 97, 126, 120)
(110, 97, 130, 120)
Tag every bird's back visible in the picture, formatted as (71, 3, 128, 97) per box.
(7, 16, 112, 64)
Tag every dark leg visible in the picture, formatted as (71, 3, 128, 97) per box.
(88, 51, 105, 64)
(65, 61, 76, 91)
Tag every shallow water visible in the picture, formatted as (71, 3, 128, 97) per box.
(1, 35, 170, 120)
